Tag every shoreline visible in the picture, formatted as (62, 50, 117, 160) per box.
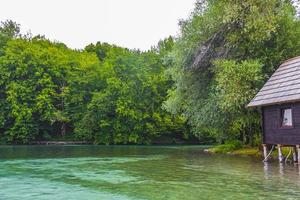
(32, 141, 91, 145)
(0, 141, 265, 159)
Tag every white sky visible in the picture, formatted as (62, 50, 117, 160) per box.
(0, 0, 196, 50)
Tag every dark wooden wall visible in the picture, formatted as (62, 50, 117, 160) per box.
(263, 102, 300, 145)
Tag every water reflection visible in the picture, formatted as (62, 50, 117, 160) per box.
(263, 160, 300, 183)
(263, 162, 270, 180)
(279, 163, 284, 179)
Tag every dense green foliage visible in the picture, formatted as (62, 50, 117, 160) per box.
(0, 21, 187, 144)
(164, 0, 300, 145)
(75, 41, 187, 144)
(2, 0, 300, 146)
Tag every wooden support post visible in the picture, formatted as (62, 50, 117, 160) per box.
(293, 146, 298, 163)
(297, 145, 300, 164)
(278, 144, 284, 163)
(262, 144, 268, 162)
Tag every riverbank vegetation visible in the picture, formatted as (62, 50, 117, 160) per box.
(0, 22, 187, 144)
(1, 0, 300, 146)
(207, 141, 261, 157)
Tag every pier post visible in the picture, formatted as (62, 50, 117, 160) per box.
(297, 145, 300, 164)
(278, 145, 284, 163)
(293, 146, 298, 163)
(262, 144, 268, 162)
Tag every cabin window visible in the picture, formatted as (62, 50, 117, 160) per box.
(281, 108, 293, 127)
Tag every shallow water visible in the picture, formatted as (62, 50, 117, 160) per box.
(0, 145, 300, 200)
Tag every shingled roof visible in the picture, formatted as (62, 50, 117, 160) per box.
(248, 56, 300, 107)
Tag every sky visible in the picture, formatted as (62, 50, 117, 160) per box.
(0, 0, 196, 50)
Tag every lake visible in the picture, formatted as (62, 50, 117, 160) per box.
(0, 145, 300, 200)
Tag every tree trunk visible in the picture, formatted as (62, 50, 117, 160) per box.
(61, 122, 66, 137)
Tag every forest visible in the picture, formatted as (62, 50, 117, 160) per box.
(0, 23, 188, 144)
(1, 0, 300, 145)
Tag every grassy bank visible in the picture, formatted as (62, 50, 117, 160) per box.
(207, 142, 298, 161)
(207, 141, 262, 157)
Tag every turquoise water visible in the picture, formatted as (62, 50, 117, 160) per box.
(1, 145, 300, 200)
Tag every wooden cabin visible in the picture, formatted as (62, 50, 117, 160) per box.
(248, 56, 300, 162)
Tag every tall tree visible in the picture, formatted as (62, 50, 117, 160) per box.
(165, 0, 300, 144)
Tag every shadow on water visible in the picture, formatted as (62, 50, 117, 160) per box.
(1, 145, 300, 200)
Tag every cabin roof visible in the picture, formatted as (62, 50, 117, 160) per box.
(248, 56, 300, 107)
